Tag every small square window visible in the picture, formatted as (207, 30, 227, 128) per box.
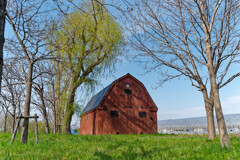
(110, 111, 119, 117)
(124, 89, 132, 95)
(139, 112, 146, 118)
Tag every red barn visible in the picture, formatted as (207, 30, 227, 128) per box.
(80, 73, 158, 135)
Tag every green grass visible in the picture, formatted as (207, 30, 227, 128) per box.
(0, 133, 239, 159)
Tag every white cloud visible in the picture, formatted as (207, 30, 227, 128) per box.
(158, 94, 240, 120)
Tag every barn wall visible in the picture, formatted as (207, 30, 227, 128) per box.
(80, 111, 95, 135)
(95, 76, 158, 135)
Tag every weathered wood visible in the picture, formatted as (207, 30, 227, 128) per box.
(56, 125, 61, 134)
(34, 114, 38, 144)
(10, 114, 22, 144)
(16, 115, 39, 119)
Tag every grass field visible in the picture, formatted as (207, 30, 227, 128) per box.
(0, 133, 239, 159)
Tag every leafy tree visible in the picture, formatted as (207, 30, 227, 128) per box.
(50, 1, 123, 134)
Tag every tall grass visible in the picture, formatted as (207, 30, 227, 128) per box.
(0, 133, 239, 159)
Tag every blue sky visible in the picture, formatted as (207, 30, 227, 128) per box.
(94, 0, 240, 120)
(4, 0, 240, 124)
(94, 59, 240, 120)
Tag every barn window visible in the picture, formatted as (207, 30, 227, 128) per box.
(87, 114, 89, 120)
(110, 111, 119, 117)
(124, 89, 132, 95)
(139, 112, 146, 118)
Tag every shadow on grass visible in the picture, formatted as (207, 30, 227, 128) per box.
(94, 151, 113, 160)
(93, 142, 155, 160)
(93, 150, 140, 160)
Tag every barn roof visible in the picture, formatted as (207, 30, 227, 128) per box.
(81, 73, 153, 115)
(82, 83, 112, 114)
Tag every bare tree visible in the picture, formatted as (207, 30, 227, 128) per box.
(31, 62, 53, 134)
(0, 0, 7, 92)
(0, 95, 10, 132)
(123, 0, 240, 147)
(6, 0, 55, 143)
(1, 61, 25, 133)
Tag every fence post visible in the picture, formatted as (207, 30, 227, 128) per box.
(34, 114, 38, 144)
(10, 114, 22, 144)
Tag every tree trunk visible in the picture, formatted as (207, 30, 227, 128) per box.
(199, 0, 230, 147)
(205, 33, 230, 147)
(4, 111, 7, 132)
(212, 82, 230, 147)
(55, 61, 62, 126)
(205, 34, 230, 147)
(21, 63, 33, 143)
(37, 88, 50, 134)
(53, 104, 56, 134)
(49, 78, 56, 134)
(63, 86, 76, 134)
(202, 88, 216, 140)
(41, 97, 50, 134)
(11, 103, 17, 133)
(53, 91, 57, 134)
(0, 0, 6, 92)
(12, 115, 15, 134)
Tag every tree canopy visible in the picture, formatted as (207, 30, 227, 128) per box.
(49, 1, 123, 134)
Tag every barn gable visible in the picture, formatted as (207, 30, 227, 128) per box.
(80, 73, 158, 135)
(81, 73, 157, 115)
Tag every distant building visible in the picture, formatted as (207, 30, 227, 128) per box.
(158, 114, 240, 134)
(80, 73, 158, 135)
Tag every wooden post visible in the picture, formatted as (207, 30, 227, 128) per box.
(59, 125, 61, 135)
(10, 114, 39, 144)
(10, 114, 22, 144)
(34, 114, 38, 144)
(55, 125, 61, 134)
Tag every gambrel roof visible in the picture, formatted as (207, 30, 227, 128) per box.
(82, 83, 112, 114)
(81, 73, 157, 115)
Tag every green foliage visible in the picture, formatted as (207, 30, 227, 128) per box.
(50, 0, 123, 84)
(28, 121, 52, 134)
(1, 133, 240, 159)
(48, 0, 123, 129)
